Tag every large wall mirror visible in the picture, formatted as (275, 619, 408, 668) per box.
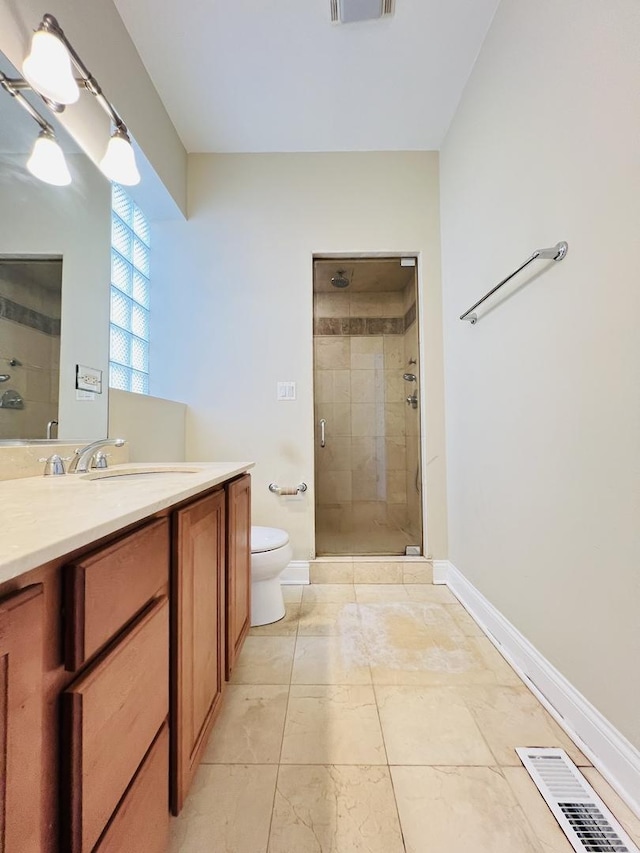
(0, 49, 110, 442)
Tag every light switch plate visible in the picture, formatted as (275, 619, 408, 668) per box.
(277, 381, 296, 401)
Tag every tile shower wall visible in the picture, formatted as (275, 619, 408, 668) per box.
(314, 288, 422, 554)
(0, 270, 61, 440)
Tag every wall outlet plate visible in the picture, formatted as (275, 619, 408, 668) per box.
(76, 364, 103, 394)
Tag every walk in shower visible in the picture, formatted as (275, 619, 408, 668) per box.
(313, 257, 422, 556)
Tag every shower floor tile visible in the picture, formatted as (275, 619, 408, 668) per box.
(315, 522, 418, 556)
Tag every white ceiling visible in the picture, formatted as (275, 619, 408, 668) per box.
(113, 0, 499, 154)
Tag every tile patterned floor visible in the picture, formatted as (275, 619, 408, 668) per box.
(170, 570, 640, 853)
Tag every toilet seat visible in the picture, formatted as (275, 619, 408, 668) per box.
(251, 526, 289, 553)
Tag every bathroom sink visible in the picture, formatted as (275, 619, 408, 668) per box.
(80, 466, 203, 481)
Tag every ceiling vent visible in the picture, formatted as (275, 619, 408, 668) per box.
(330, 0, 394, 24)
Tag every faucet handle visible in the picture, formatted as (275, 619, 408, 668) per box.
(40, 454, 66, 476)
(92, 451, 109, 469)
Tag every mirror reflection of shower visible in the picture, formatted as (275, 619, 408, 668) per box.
(0, 257, 62, 439)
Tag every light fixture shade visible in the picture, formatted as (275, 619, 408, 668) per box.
(23, 29, 79, 105)
(99, 132, 140, 186)
(27, 133, 72, 186)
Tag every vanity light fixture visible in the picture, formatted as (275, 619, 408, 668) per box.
(99, 127, 140, 186)
(22, 24, 80, 106)
(0, 72, 71, 186)
(27, 130, 72, 186)
(23, 13, 140, 186)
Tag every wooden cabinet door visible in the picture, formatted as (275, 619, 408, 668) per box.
(95, 723, 169, 853)
(172, 489, 225, 814)
(226, 473, 251, 678)
(64, 597, 169, 853)
(0, 584, 44, 853)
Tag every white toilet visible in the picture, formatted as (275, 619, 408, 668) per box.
(250, 526, 292, 627)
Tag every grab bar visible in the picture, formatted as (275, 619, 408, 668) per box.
(269, 482, 308, 496)
(460, 241, 568, 324)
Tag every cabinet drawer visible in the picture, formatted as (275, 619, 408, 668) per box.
(95, 723, 169, 853)
(64, 596, 169, 853)
(65, 518, 169, 670)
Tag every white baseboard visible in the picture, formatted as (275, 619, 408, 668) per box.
(441, 560, 640, 817)
(432, 560, 450, 585)
(280, 560, 310, 585)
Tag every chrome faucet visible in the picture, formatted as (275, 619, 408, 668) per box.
(68, 438, 126, 473)
(41, 454, 66, 476)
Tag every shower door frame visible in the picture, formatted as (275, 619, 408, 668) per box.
(311, 250, 430, 559)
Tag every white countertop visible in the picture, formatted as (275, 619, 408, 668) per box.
(0, 461, 254, 585)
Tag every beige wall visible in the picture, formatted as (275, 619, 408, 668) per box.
(108, 389, 186, 462)
(440, 0, 640, 751)
(150, 152, 447, 561)
(0, 0, 187, 216)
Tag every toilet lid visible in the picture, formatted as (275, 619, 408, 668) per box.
(251, 526, 289, 553)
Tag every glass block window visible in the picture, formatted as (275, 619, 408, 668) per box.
(109, 184, 150, 394)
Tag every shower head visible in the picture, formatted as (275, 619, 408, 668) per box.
(331, 270, 350, 288)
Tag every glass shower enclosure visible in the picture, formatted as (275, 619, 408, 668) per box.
(313, 256, 423, 556)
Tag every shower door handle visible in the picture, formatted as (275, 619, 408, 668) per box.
(319, 418, 326, 448)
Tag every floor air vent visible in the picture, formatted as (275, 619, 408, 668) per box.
(517, 748, 639, 853)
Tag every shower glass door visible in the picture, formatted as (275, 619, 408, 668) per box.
(313, 257, 422, 556)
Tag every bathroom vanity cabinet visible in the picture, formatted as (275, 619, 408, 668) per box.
(0, 468, 251, 852)
(0, 585, 45, 853)
(172, 472, 252, 810)
(225, 473, 251, 678)
(172, 488, 226, 814)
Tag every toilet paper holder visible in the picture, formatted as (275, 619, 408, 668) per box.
(268, 482, 308, 496)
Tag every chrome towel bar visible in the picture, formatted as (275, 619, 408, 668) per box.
(269, 482, 308, 496)
(460, 241, 568, 324)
